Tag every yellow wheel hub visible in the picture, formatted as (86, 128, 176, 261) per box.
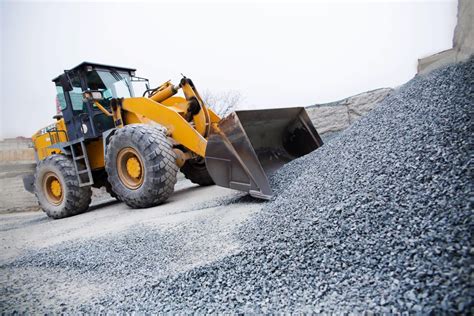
(43, 172, 63, 205)
(126, 157, 142, 179)
(117, 147, 145, 190)
(50, 179, 62, 197)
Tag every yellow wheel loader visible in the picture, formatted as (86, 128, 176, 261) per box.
(23, 62, 323, 219)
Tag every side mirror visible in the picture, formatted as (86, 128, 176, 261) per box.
(59, 74, 73, 92)
(83, 90, 104, 101)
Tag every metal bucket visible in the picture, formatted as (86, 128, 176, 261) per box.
(205, 107, 323, 199)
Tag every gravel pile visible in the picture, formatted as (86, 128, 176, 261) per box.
(91, 59, 471, 313)
(1, 58, 472, 313)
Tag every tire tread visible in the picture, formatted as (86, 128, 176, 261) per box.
(105, 124, 178, 208)
(34, 155, 92, 219)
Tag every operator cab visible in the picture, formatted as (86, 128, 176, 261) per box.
(52, 62, 138, 142)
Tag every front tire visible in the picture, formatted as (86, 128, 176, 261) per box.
(105, 124, 179, 208)
(34, 155, 92, 219)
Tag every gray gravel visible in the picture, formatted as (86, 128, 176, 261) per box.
(1, 58, 473, 313)
(0, 201, 255, 313)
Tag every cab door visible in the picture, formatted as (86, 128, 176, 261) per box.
(56, 72, 97, 141)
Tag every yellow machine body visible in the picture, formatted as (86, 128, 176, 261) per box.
(31, 64, 323, 200)
(32, 119, 105, 170)
(32, 119, 68, 160)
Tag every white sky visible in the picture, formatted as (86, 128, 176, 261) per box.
(0, 0, 457, 138)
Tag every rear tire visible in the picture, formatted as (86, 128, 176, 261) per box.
(180, 158, 215, 186)
(105, 124, 178, 208)
(34, 155, 92, 219)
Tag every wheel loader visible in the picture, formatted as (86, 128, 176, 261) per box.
(23, 62, 323, 219)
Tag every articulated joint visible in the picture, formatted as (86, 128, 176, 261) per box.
(173, 148, 194, 167)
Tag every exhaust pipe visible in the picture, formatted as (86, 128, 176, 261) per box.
(205, 107, 323, 199)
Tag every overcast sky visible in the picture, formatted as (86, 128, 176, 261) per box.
(0, 0, 457, 139)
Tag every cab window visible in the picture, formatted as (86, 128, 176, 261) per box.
(56, 85, 67, 110)
(54, 72, 84, 111)
(86, 70, 133, 99)
(69, 87, 84, 111)
(69, 74, 84, 111)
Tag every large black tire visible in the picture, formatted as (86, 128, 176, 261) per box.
(34, 155, 92, 219)
(105, 124, 178, 208)
(180, 158, 215, 186)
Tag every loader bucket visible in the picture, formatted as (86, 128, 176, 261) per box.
(205, 107, 323, 199)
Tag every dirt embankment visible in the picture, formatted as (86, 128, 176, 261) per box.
(0, 139, 38, 213)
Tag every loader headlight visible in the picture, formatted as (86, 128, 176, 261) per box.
(83, 90, 103, 101)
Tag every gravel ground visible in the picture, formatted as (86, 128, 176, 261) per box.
(1, 58, 472, 313)
(0, 182, 257, 313)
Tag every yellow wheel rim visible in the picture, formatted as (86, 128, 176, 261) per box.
(117, 147, 145, 190)
(126, 157, 142, 179)
(43, 172, 63, 205)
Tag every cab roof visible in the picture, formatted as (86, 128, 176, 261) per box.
(52, 61, 136, 82)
